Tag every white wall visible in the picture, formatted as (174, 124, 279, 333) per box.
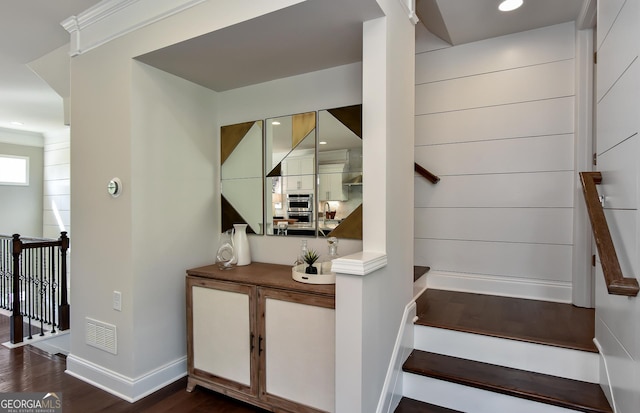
(217, 63, 364, 262)
(42, 129, 70, 239)
(594, 0, 640, 411)
(414, 22, 578, 303)
(0, 132, 44, 237)
(67, 0, 304, 400)
(335, 0, 415, 411)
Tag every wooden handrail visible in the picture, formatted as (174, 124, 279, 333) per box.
(415, 163, 440, 184)
(580, 172, 639, 296)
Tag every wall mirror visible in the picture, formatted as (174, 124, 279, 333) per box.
(317, 105, 362, 239)
(221, 120, 264, 234)
(265, 111, 317, 236)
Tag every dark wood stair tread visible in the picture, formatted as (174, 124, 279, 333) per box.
(414, 266, 430, 282)
(395, 397, 461, 412)
(403, 350, 612, 413)
(415, 289, 597, 352)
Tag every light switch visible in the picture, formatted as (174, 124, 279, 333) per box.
(113, 291, 122, 311)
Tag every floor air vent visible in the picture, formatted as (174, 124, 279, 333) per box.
(86, 318, 117, 354)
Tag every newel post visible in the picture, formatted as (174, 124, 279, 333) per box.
(10, 234, 23, 344)
(58, 231, 70, 331)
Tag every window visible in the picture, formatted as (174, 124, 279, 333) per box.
(0, 155, 29, 185)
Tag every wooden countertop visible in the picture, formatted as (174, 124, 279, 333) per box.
(186, 262, 335, 297)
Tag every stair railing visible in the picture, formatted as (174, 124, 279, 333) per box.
(0, 232, 70, 344)
(414, 162, 440, 184)
(579, 172, 639, 297)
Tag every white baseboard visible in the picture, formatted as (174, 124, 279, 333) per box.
(426, 270, 572, 303)
(66, 354, 187, 402)
(414, 325, 599, 383)
(2, 329, 69, 349)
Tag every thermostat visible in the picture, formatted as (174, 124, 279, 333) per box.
(108, 178, 122, 198)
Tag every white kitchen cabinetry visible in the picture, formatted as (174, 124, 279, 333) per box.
(283, 155, 315, 193)
(318, 163, 347, 201)
(186, 263, 335, 413)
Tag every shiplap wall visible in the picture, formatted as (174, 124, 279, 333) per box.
(593, 0, 640, 411)
(414, 22, 577, 302)
(42, 130, 70, 239)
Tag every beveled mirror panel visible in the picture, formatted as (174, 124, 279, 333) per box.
(317, 105, 362, 239)
(221, 120, 263, 234)
(265, 111, 317, 236)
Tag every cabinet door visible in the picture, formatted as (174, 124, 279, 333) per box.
(319, 164, 347, 201)
(187, 277, 258, 397)
(284, 156, 315, 192)
(258, 288, 335, 413)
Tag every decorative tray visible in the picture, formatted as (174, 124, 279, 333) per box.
(292, 264, 336, 285)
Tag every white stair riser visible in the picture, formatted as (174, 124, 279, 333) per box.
(403, 372, 582, 413)
(414, 325, 599, 383)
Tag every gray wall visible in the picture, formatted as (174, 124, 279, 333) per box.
(0, 142, 43, 237)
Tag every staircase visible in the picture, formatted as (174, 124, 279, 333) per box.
(394, 274, 612, 413)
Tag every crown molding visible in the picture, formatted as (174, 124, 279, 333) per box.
(398, 0, 419, 25)
(577, 0, 596, 30)
(61, 0, 206, 56)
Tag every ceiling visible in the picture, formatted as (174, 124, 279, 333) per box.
(0, 0, 102, 136)
(136, 0, 385, 92)
(0, 0, 590, 137)
(417, 0, 587, 46)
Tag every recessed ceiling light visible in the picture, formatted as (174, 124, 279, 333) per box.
(10, 121, 24, 126)
(319, 141, 327, 145)
(271, 121, 280, 125)
(499, 0, 523, 12)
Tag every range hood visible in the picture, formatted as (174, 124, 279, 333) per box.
(344, 174, 363, 186)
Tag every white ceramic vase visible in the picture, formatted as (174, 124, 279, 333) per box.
(233, 223, 251, 266)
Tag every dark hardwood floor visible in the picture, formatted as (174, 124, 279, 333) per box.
(416, 289, 597, 352)
(0, 315, 268, 413)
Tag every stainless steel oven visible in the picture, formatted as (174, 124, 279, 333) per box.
(287, 194, 313, 223)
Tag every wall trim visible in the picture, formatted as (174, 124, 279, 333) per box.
(593, 338, 616, 411)
(572, 27, 595, 308)
(61, 0, 206, 56)
(376, 300, 417, 413)
(65, 353, 187, 402)
(426, 270, 572, 303)
(577, 0, 597, 30)
(397, 0, 419, 25)
(332, 251, 387, 276)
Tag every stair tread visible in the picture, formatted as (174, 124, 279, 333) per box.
(414, 266, 430, 282)
(415, 289, 597, 352)
(395, 397, 462, 413)
(404, 350, 612, 413)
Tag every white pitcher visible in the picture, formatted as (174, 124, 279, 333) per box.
(233, 223, 251, 266)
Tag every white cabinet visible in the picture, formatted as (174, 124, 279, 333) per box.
(188, 279, 258, 397)
(318, 163, 347, 201)
(259, 288, 335, 412)
(186, 263, 335, 413)
(283, 155, 315, 193)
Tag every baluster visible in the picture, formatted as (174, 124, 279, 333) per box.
(10, 234, 23, 344)
(58, 232, 69, 331)
(27, 248, 33, 340)
(50, 244, 57, 334)
(39, 247, 45, 336)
